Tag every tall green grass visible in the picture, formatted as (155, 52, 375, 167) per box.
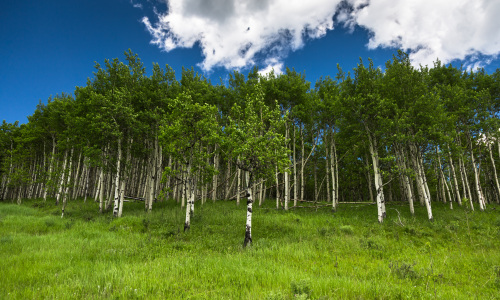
(1, 198, 499, 299)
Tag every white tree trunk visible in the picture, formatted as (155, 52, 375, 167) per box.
(411, 145, 433, 221)
(293, 125, 297, 207)
(237, 157, 241, 206)
(118, 139, 132, 217)
(56, 147, 69, 205)
(447, 150, 462, 206)
(113, 137, 122, 217)
(71, 151, 82, 199)
(212, 145, 219, 201)
(61, 148, 74, 218)
(366, 130, 385, 223)
(470, 148, 486, 211)
(330, 132, 337, 210)
(459, 157, 474, 210)
(43, 138, 56, 202)
(184, 165, 193, 231)
(487, 143, 500, 203)
(243, 172, 253, 247)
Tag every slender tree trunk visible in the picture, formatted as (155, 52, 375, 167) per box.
(61, 147, 74, 218)
(55, 147, 69, 205)
(365, 153, 374, 204)
(258, 179, 264, 206)
(330, 131, 337, 210)
(283, 137, 290, 210)
(243, 172, 253, 247)
(113, 137, 122, 217)
(275, 163, 280, 209)
(447, 149, 462, 205)
(118, 139, 132, 217)
(105, 173, 114, 211)
(300, 125, 304, 203)
(98, 168, 104, 213)
(470, 147, 486, 211)
(459, 157, 474, 210)
(71, 151, 82, 199)
(83, 163, 90, 203)
(326, 139, 331, 206)
(293, 125, 297, 207)
(398, 145, 414, 215)
(487, 142, 500, 203)
(184, 163, 193, 231)
(237, 157, 241, 206)
(43, 137, 56, 202)
(366, 128, 386, 223)
(212, 145, 219, 201)
(411, 144, 433, 221)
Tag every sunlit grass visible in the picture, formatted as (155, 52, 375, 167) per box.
(1, 198, 499, 299)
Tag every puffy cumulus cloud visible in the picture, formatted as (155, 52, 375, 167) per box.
(347, 0, 500, 68)
(142, 0, 342, 71)
(258, 58, 284, 77)
(142, 0, 500, 72)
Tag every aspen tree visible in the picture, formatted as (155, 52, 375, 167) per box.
(160, 93, 219, 231)
(224, 83, 288, 247)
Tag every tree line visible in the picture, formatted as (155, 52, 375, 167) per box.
(1, 50, 499, 233)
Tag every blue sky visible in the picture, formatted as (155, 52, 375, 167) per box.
(2, 0, 499, 124)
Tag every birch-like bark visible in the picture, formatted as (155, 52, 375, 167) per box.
(237, 158, 241, 206)
(411, 144, 433, 221)
(243, 172, 253, 247)
(83, 163, 90, 203)
(293, 125, 297, 207)
(71, 151, 82, 199)
(364, 153, 374, 204)
(325, 139, 330, 206)
(300, 126, 304, 203)
(61, 147, 74, 218)
(2, 141, 14, 200)
(98, 167, 105, 213)
(442, 167, 453, 209)
(257, 179, 263, 206)
(299, 128, 317, 204)
(330, 131, 337, 210)
(395, 145, 414, 215)
(55, 147, 69, 205)
(184, 164, 193, 231)
(105, 173, 114, 211)
(118, 139, 132, 217)
(459, 157, 474, 210)
(212, 144, 219, 201)
(447, 149, 462, 205)
(470, 147, 486, 211)
(366, 127, 386, 223)
(275, 163, 280, 209)
(43, 137, 56, 202)
(487, 142, 500, 203)
(113, 137, 122, 217)
(284, 123, 289, 210)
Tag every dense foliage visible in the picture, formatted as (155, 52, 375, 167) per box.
(1, 50, 499, 224)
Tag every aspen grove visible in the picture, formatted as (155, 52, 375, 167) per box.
(1, 50, 500, 240)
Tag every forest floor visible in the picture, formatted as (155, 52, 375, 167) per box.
(1, 198, 499, 299)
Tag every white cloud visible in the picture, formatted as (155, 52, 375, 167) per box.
(258, 58, 284, 77)
(142, 0, 342, 71)
(347, 0, 500, 68)
(141, 0, 500, 72)
(130, 0, 143, 9)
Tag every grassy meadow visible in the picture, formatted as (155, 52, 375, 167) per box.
(1, 198, 500, 299)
